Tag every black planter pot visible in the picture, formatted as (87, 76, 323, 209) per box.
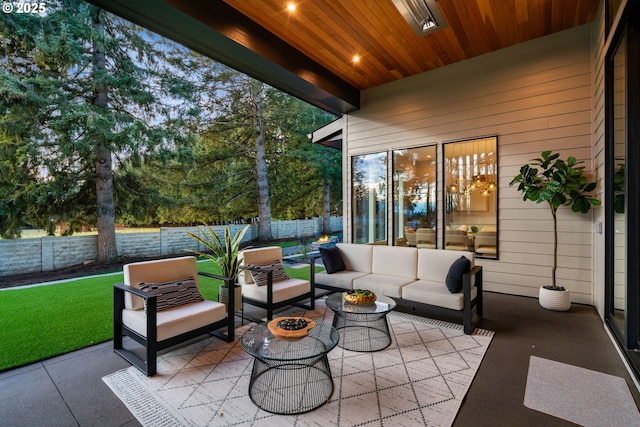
(219, 285, 242, 312)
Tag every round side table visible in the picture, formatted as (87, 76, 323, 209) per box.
(241, 320, 339, 414)
(325, 293, 397, 352)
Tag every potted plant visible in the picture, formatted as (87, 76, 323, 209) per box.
(509, 151, 600, 311)
(186, 224, 249, 311)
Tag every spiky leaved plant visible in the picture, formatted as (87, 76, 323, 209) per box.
(509, 151, 600, 290)
(186, 224, 250, 284)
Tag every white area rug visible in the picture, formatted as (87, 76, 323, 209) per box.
(104, 299, 493, 426)
(524, 356, 640, 427)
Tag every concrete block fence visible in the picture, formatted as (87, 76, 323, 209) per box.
(0, 217, 343, 277)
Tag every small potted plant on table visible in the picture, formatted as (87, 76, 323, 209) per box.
(510, 151, 600, 311)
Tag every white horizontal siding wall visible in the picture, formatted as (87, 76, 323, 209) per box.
(344, 24, 598, 303)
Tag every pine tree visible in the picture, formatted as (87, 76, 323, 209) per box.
(0, 1, 197, 261)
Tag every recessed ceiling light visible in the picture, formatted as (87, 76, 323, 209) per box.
(353, 55, 360, 63)
(287, 3, 296, 12)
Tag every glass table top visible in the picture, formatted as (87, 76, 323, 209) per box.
(241, 320, 339, 361)
(325, 292, 397, 315)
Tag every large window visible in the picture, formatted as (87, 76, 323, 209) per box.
(392, 146, 437, 247)
(444, 137, 498, 258)
(352, 152, 387, 244)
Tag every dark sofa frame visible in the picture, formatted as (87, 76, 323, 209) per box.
(313, 259, 483, 334)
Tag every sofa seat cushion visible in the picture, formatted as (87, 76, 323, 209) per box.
(122, 300, 226, 342)
(352, 274, 414, 298)
(241, 277, 310, 304)
(401, 280, 478, 311)
(315, 270, 369, 290)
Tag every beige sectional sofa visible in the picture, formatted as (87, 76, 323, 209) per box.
(313, 243, 483, 334)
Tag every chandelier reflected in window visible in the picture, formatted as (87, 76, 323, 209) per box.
(446, 137, 497, 208)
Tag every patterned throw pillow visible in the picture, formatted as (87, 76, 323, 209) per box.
(248, 260, 289, 286)
(139, 277, 203, 312)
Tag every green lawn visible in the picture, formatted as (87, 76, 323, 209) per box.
(0, 261, 316, 372)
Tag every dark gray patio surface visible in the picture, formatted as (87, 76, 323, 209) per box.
(1, 292, 639, 426)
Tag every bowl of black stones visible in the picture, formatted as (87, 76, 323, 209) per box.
(267, 317, 316, 339)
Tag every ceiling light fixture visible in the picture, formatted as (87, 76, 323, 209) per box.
(287, 2, 296, 12)
(392, 0, 447, 37)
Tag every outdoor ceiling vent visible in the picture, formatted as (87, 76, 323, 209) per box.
(392, 0, 448, 37)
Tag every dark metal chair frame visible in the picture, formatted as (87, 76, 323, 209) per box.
(113, 271, 235, 376)
(240, 261, 315, 323)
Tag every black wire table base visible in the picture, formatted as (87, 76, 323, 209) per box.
(248, 355, 334, 415)
(331, 313, 392, 352)
(242, 321, 339, 415)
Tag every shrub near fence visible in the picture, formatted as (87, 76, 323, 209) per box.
(0, 217, 343, 277)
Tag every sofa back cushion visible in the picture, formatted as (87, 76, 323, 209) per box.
(372, 246, 418, 279)
(417, 249, 475, 283)
(124, 256, 199, 310)
(238, 246, 283, 285)
(336, 243, 373, 273)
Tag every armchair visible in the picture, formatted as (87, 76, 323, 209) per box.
(113, 256, 234, 376)
(474, 231, 497, 257)
(404, 226, 417, 246)
(238, 246, 315, 322)
(416, 228, 436, 248)
(445, 229, 470, 251)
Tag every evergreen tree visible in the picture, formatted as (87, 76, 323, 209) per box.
(0, 1, 197, 261)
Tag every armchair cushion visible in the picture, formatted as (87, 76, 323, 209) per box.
(445, 256, 470, 293)
(122, 299, 226, 342)
(319, 246, 346, 274)
(139, 277, 203, 312)
(248, 260, 289, 286)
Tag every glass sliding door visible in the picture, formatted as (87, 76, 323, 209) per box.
(392, 146, 436, 247)
(352, 152, 387, 244)
(606, 2, 640, 375)
(611, 31, 627, 332)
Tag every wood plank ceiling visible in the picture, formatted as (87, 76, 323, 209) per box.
(223, 0, 600, 91)
(88, 0, 600, 114)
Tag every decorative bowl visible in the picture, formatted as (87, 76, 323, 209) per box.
(344, 289, 377, 305)
(267, 317, 315, 339)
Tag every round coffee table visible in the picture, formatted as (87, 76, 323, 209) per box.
(241, 320, 339, 415)
(325, 292, 397, 352)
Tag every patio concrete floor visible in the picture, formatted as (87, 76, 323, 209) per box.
(1, 292, 639, 426)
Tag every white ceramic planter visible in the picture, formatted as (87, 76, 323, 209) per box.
(539, 286, 571, 311)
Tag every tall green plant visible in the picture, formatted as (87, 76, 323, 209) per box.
(509, 151, 601, 289)
(186, 224, 250, 284)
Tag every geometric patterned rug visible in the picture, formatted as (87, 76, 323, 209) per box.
(103, 297, 493, 426)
